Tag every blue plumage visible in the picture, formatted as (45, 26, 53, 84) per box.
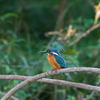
(38, 48, 66, 72)
(55, 55, 66, 68)
(47, 48, 66, 68)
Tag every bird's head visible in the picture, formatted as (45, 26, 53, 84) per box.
(38, 48, 60, 56)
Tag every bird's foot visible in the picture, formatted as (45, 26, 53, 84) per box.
(55, 69, 59, 72)
(51, 69, 59, 72)
(51, 69, 65, 75)
(51, 69, 56, 72)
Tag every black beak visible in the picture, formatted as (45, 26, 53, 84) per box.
(38, 51, 48, 53)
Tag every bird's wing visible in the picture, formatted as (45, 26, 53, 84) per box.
(55, 55, 66, 68)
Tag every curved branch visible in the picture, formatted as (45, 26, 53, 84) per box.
(73, 23, 100, 44)
(0, 91, 19, 100)
(1, 67, 100, 100)
(0, 75, 100, 92)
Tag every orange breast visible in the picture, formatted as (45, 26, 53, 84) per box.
(47, 54, 62, 69)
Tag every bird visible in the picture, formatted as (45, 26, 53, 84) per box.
(38, 48, 66, 74)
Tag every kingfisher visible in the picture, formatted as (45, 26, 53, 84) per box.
(38, 48, 66, 74)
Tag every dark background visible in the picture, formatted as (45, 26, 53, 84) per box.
(0, 0, 100, 100)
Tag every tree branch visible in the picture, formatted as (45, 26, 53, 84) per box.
(73, 23, 100, 44)
(1, 67, 100, 100)
(0, 75, 100, 92)
(0, 91, 19, 100)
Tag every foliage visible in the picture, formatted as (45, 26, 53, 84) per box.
(0, 0, 100, 100)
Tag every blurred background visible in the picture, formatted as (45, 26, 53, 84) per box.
(0, 0, 100, 100)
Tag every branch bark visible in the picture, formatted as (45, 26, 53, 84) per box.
(0, 75, 100, 92)
(0, 91, 19, 100)
(1, 67, 100, 100)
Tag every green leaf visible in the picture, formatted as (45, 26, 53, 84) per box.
(66, 49, 77, 55)
(57, 89, 66, 93)
(65, 73, 73, 81)
(20, 55, 28, 66)
(5, 65, 11, 73)
(6, 30, 17, 38)
(13, 80, 20, 86)
(42, 61, 52, 72)
(0, 13, 18, 21)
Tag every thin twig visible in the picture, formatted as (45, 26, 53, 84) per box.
(87, 0, 95, 10)
(1, 67, 100, 100)
(73, 23, 100, 44)
(83, 80, 100, 100)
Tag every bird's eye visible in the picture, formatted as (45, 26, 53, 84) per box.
(47, 50, 50, 52)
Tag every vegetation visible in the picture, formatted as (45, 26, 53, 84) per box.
(0, 0, 100, 99)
